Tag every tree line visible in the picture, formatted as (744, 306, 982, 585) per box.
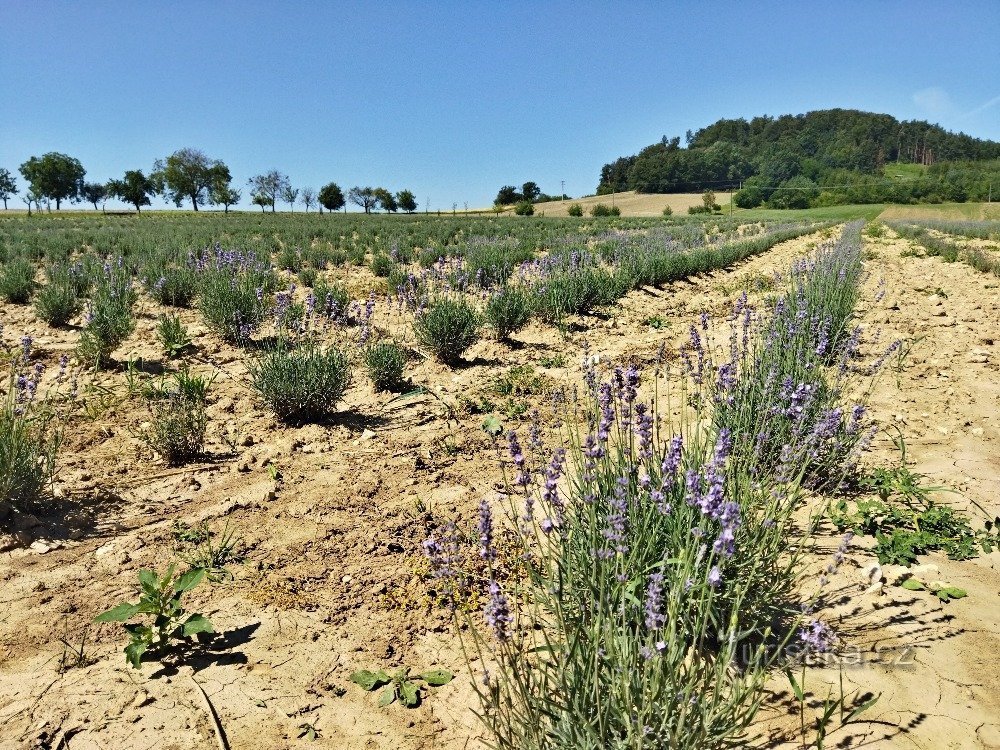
(597, 108, 1000, 208)
(0, 149, 418, 215)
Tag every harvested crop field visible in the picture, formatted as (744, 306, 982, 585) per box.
(1, 213, 998, 749)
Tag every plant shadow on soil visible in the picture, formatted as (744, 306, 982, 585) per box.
(147, 621, 261, 678)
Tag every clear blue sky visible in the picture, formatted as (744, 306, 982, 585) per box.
(2, 1, 999, 211)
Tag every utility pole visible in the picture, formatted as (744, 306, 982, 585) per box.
(989, 183, 992, 203)
(561, 180, 565, 200)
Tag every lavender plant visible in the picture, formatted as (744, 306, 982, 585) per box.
(1, 336, 62, 510)
(485, 285, 534, 341)
(362, 339, 407, 392)
(0, 258, 37, 303)
(413, 296, 482, 365)
(34, 280, 80, 327)
(247, 341, 352, 422)
(78, 261, 137, 368)
(428, 365, 815, 750)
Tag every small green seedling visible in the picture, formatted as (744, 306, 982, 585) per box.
(900, 576, 968, 603)
(297, 723, 320, 741)
(350, 667, 453, 708)
(94, 565, 214, 669)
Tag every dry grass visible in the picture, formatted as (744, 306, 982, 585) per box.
(879, 201, 1000, 221)
(526, 191, 722, 217)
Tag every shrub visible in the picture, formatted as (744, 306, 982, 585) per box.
(688, 204, 712, 214)
(198, 270, 269, 344)
(147, 267, 197, 307)
(297, 267, 318, 287)
(362, 340, 407, 391)
(248, 342, 352, 422)
(79, 271, 137, 368)
(485, 285, 533, 340)
(370, 253, 396, 277)
(513, 201, 535, 216)
(313, 280, 351, 321)
(662, 205, 673, 217)
(590, 203, 620, 217)
(34, 281, 80, 326)
(1, 371, 59, 510)
(413, 296, 482, 365)
(0, 259, 36, 303)
(143, 394, 207, 465)
(567, 203, 584, 217)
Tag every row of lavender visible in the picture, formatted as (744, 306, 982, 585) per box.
(426, 222, 891, 749)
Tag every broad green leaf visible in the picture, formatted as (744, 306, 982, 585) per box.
(125, 639, 148, 669)
(181, 613, 214, 637)
(482, 416, 502, 436)
(138, 569, 159, 592)
(399, 679, 420, 708)
(378, 686, 396, 706)
(95, 603, 140, 623)
(350, 670, 391, 691)
(942, 586, 967, 599)
(174, 567, 206, 593)
(419, 670, 453, 686)
(900, 578, 925, 591)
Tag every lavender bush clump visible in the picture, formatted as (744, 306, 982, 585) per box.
(706, 222, 880, 489)
(247, 341, 352, 423)
(1, 336, 61, 509)
(78, 260, 137, 368)
(413, 295, 481, 365)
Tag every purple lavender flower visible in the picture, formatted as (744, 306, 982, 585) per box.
(484, 581, 512, 640)
(644, 571, 666, 630)
(477, 499, 496, 561)
(707, 566, 722, 587)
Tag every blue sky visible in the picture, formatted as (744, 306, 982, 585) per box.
(2, 1, 999, 211)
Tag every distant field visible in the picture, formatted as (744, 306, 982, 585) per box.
(727, 203, 887, 222)
(878, 201, 1000, 221)
(529, 190, 718, 217)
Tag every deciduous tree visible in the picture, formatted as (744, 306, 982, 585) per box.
(373, 187, 397, 213)
(81, 182, 108, 211)
(495, 185, 521, 205)
(395, 189, 417, 213)
(348, 186, 378, 214)
(521, 181, 541, 203)
(248, 171, 290, 212)
(281, 184, 299, 211)
(107, 170, 157, 213)
(152, 148, 229, 211)
(301, 187, 316, 212)
(318, 182, 345, 213)
(0, 168, 16, 210)
(19, 153, 85, 209)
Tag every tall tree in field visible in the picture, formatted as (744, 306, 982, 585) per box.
(0, 168, 17, 209)
(395, 189, 417, 213)
(521, 181, 541, 203)
(373, 187, 397, 213)
(348, 186, 378, 214)
(107, 170, 157, 213)
(209, 173, 241, 214)
(301, 187, 316, 212)
(19, 153, 85, 209)
(81, 182, 108, 211)
(281, 184, 299, 211)
(247, 171, 290, 212)
(495, 185, 521, 205)
(251, 193, 270, 212)
(318, 182, 345, 213)
(152, 148, 230, 211)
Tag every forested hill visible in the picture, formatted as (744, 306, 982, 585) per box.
(598, 109, 1000, 207)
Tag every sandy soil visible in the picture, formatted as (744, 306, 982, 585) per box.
(1, 225, 998, 749)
